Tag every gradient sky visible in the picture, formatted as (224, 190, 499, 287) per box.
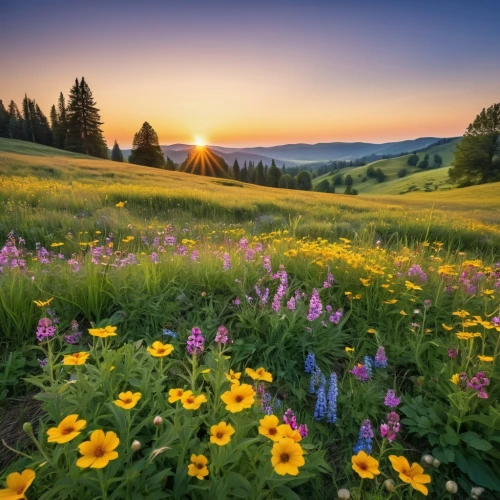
(2, 0, 500, 148)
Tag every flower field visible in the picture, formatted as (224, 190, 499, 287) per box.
(0, 142, 500, 499)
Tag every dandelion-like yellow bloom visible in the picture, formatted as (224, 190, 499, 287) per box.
(277, 424, 302, 442)
(0, 469, 36, 499)
(225, 369, 241, 385)
(76, 430, 120, 469)
(258, 415, 281, 442)
(389, 455, 431, 496)
(271, 438, 305, 476)
(345, 347, 355, 352)
(63, 352, 90, 366)
(88, 326, 117, 338)
(187, 454, 209, 480)
(452, 310, 469, 319)
(245, 367, 272, 383)
(147, 341, 174, 357)
(168, 388, 184, 403)
(456, 332, 481, 340)
(210, 422, 235, 446)
(442, 323, 453, 331)
(450, 373, 460, 385)
(47, 414, 87, 444)
(113, 391, 142, 410)
(181, 390, 207, 410)
(351, 450, 380, 479)
(221, 383, 256, 413)
(115, 201, 125, 208)
(34, 298, 54, 307)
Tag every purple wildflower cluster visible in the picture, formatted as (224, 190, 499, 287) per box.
(214, 326, 228, 344)
(374, 346, 388, 368)
(307, 289, 323, 321)
(384, 389, 401, 407)
(271, 267, 288, 312)
(186, 327, 205, 356)
(323, 270, 335, 289)
(467, 372, 490, 399)
(408, 264, 428, 283)
(222, 253, 231, 271)
(65, 320, 82, 344)
(353, 419, 374, 454)
(36, 318, 56, 342)
(380, 412, 400, 442)
(0, 235, 26, 272)
(350, 363, 370, 382)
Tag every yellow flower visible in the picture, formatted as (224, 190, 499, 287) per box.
(201, 369, 211, 374)
(187, 454, 209, 480)
(383, 299, 397, 305)
(360, 278, 371, 287)
(277, 424, 302, 442)
(367, 328, 376, 334)
(389, 455, 431, 496)
(345, 347, 355, 352)
(0, 469, 36, 499)
(47, 414, 87, 444)
(399, 310, 408, 316)
(477, 355, 494, 362)
(220, 383, 256, 413)
(181, 390, 207, 410)
(225, 369, 241, 385)
(405, 280, 422, 291)
(210, 422, 235, 446)
(258, 415, 281, 442)
(76, 430, 120, 469)
(88, 326, 117, 338)
(450, 373, 460, 385)
(115, 201, 126, 208)
(168, 388, 184, 403)
(113, 391, 142, 410)
(50, 242, 64, 248)
(271, 438, 305, 476)
(442, 323, 453, 331)
(452, 310, 469, 319)
(351, 450, 380, 479)
(34, 298, 53, 307)
(63, 352, 90, 366)
(147, 341, 174, 357)
(245, 367, 272, 383)
(456, 332, 481, 340)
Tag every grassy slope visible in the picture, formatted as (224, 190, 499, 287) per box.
(313, 139, 460, 194)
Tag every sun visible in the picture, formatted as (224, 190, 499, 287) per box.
(194, 136, 206, 147)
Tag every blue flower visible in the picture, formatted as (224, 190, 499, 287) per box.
(163, 328, 179, 339)
(314, 381, 327, 421)
(305, 352, 316, 373)
(326, 372, 338, 423)
(309, 366, 322, 394)
(353, 419, 373, 454)
(364, 356, 373, 378)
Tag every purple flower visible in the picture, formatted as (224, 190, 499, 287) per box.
(384, 389, 401, 407)
(215, 326, 228, 344)
(263, 255, 272, 274)
(39, 358, 47, 368)
(329, 309, 343, 324)
(380, 412, 400, 442)
(283, 408, 298, 430)
(36, 318, 56, 342)
(233, 297, 241, 306)
(298, 424, 309, 438)
(150, 252, 159, 263)
(353, 419, 373, 454)
(448, 348, 458, 359)
(186, 327, 205, 356)
(190, 250, 199, 262)
(323, 271, 335, 288)
(408, 264, 428, 283)
(350, 363, 370, 382)
(287, 297, 296, 311)
(222, 253, 231, 271)
(307, 288, 323, 322)
(326, 372, 338, 423)
(374, 346, 388, 368)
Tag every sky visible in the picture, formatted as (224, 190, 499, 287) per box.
(1, 0, 500, 148)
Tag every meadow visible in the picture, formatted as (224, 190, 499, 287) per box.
(0, 138, 499, 499)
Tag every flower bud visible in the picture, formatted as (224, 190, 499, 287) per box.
(22, 422, 33, 435)
(421, 454, 433, 465)
(153, 416, 163, 427)
(446, 481, 458, 494)
(471, 486, 484, 499)
(384, 479, 395, 492)
(131, 440, 142, 452)
(337, 489, 350, 500)
(432, 458, 441, 468)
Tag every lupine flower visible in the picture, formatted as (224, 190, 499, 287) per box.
(408, 264, 428, 283)
(287, 296, 296, 311)
(222, 252, 231, 270)
(329, 309, 343, 324)
(323, 271, 335, 288)
(353, 419, 373, 454)
(374, 346, 388, 368)
(350, 363, 370, 382)
(263, 255, 272, 274)
(307, 288, 323, 321)
(298, 424, 309, 438)
(186, 327, 205, 356)
(36, 318, 56, 342)
(380, 412, 400, 442)
(283, 408, 298, 430)
(384, 389, 401, 407)
(314, 381, 327, 420)
(304, 352, 316, 373)
(326, 372, 338, 423)
(215, 326, 228, 344)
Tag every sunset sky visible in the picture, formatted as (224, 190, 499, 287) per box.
(2, 0, 500, 148)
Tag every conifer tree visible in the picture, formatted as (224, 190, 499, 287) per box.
(57, 92, 67, 148)
(165, 156, 177, 171)
(111, 140, 124, 162)
(232, 159, 240, 180)
(50, 104, 64, 149)
(129, 122, 165, 167)
(7, 101, 23, 139)
(22, 94, 35, 142)
(239, 166, 249, 183)
(267, 161, 282, 188)
(256, 161, 266, 185)
(0, 100, 9, 137)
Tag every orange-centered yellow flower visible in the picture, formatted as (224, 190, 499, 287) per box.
(47, 414, 87, 444)
(76, 430, 120, 469)
(220, 383, 256, 413)
(389, 455, 431, 496)
(88, 326, 117, 338)
(187, 454, 209, 480)
(168, 388, 184, 403)
(113, 391, 142, 410)
(225, 369, 241, 385)
(63, 352, 90, 366)
(351, 450, 380, 479)
(0, 469, 36, 499)
(181, 390, 207, 410)
(210, 422, 235, 446)
(271, 438, 305, 476)
(277, 424, 302, 442)
(245, 367, 272, 382)
(259, 415, 281, 442)
(147, 341, 174, 357)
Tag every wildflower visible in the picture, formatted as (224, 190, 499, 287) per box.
(47, 414, 87, 444)
(114, 391, 142, 410)
(63, 352, 90, 366)
(287, 296, 296, 311)
(221, 383, 256, 412)
(210, 422, 235, 446)
(181, 390, 207, 410)
(471, 486, 485, 498)
(162, 328, 179, 339)
(389, 455, 431, 496)
(445, 481, 458, 494)
(168, 388, 184, 403)
(314, 381, 327, 421)
(39, 358, 47, 368)
(309, 366, 322, 393)
(131, 440, 142, 452)
(456, 332, 481, 340)
(277, 424, 302, 442)
(380, 412, 400, 442)
(307, 288, 322, 321)
(147, 341, 174, 357)
(271, 438, 305, 476)
(222, 252, 231, 271)
(34, 298, 54, 307)
(350, 363, 369, 382)
(384, 389, 401, 407)
(259, 415, 281, 442)
(345, 347, 354, 353)
(477, 355, 494, 362)
(187, 454, 209, 480)
(283, 408, 298, 430)
(245, 367, 272, 383)
(0, 469, 36, 499)
(186, 327, 205, 356)
(364, 356, 373, 377)
(76, 430, 120, 469)
(447, 348, 458, 358)
(115, 201, 125, 208)
(329, 309, 343, 324)
(36, 317, 56, 342)
(351, 450, 380, 479)
(304, 352, 316, 373)
(225, 369, 241, 385)
(298, 424, 309, 438)
(88, 326, 117, 338)
(374, 346, 388, 368)
(353, 420, 373, 454)
(450, 373, 460, 385)
(153, 416, 163, 426)
(326, 372, 338, 423)
(215, 326, 228, 344)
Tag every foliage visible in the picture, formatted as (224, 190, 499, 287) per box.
(129, 122, 165, 168)
(407, 154, 419, 167)
(397, 168, 407, 178)
(295, 171, 312, 191)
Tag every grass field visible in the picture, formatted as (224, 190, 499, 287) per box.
(0, 138, 499, 499)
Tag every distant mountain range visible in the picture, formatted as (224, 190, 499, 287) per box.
(121, 137, 446, 166)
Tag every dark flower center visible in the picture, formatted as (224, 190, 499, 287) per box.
(235, 395, 243, 402)
(280, 453, 290, 463)
(187, 397, 195, 404)
(358, 462, 367, 470)
(61, 427, 74, 435)
(269, 428, 277, 435)
(157, 348, 165, 354)
(216, 432, 223, 438)
(196, 463, 204, 469)
(94, 446, 105, 457)
(124, 399, 132, 404)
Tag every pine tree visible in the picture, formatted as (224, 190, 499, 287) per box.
(232, 159, 240, 180)
(256, 161, 266, 185)
(111, 140, 124, 162)
(22, 94, 35, 142)
(35, 103, 52, 146)
(57, 92, 67, 148)
(267, 162, 282, 188)
(239, 166, 249, 183)
(165, 156, 177, 171)
(129, 122, 165, 167)
(7, 101, 23, 139)
(0, 100, 9, 137)
(50, 104, 64, 149)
